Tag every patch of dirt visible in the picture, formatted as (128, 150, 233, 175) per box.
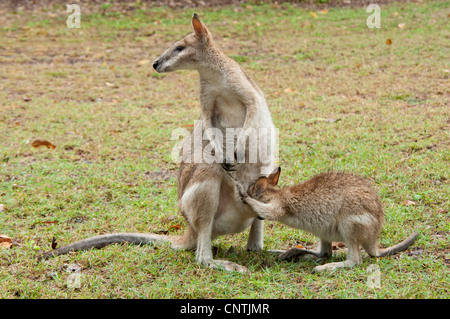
(144, 170, 176, 181)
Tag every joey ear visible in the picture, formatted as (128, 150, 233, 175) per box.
(267, 167, 281, 186)
(192, 13, 209, 43)
(254, 177, 269, 198)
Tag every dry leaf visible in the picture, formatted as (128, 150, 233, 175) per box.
(169, 224, 181, 230)
(309, 11, 318, 18)
(295, 244, 305, 249)
(398, 23, 406, 29)
(0, 234, 13, 249)
(386, 38, 393, 45)
(31, 139, 56, 149)
(320, 9, 328, 14)
(284, 87, 294, 93)
(403, 200, 416, 206)
(23, 96, 32, 102)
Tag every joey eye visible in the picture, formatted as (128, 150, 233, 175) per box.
(175, 46, 185, 52)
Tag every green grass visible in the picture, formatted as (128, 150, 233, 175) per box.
(0, 1, 449, 298)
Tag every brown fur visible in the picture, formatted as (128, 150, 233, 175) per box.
(40, 14, 277, 274)
(236, 168, 419, 272)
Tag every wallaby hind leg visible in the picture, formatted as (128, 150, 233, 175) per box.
(313, 241, 362, 273)
(182, 178, 248, 273)
(277, 239, 332, 261)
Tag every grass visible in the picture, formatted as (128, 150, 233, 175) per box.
(0, 0, 449, 299)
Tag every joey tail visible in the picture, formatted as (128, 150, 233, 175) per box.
(38, 233, 172, 260)
(375, 232, 419, 257)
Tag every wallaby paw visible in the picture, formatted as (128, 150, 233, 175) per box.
(208, 259, 248, 273)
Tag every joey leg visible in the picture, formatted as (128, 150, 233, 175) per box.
(313, 241, 361, 272)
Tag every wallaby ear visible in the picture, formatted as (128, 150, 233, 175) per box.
(254, 177, 269, 198)
(267, 167, 281, 186)
(192, 13, 208, 43)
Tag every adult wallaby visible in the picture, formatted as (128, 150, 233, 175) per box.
(39, 14, 277, 273)
(228, 167, 419, 272)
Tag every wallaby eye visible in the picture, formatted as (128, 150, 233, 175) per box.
(175, 46, 185, 52)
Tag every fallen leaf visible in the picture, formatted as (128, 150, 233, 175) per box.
(320, 9, 328, 14)
(309, 11, 318, 18)
(23, 96, 31, 102)
(31, 139, 56, 149)
(394, 12, 399, 17)
(386, 38, 393, 45)
(0, 234, 13, 249)
(169, 224, 181, 230)
(403, 200, 416, 206)
(283, 87, 294, 93)
(398, 23, 406, 29)
(295, 244, 305, 249)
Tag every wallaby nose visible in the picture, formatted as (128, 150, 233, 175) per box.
(153, 60, 159, 70)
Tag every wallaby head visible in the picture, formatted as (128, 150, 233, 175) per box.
(248, 167, 281, 201)
(153, 13, 215, 73)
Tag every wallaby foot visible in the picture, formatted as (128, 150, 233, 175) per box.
(313, 260, 359, 273)
(313, 241, 361, 272)
(207, 259, 248, 273)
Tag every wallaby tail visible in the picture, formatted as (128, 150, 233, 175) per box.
(376, 232, 419, 257)
(38, 233, 172, 260)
